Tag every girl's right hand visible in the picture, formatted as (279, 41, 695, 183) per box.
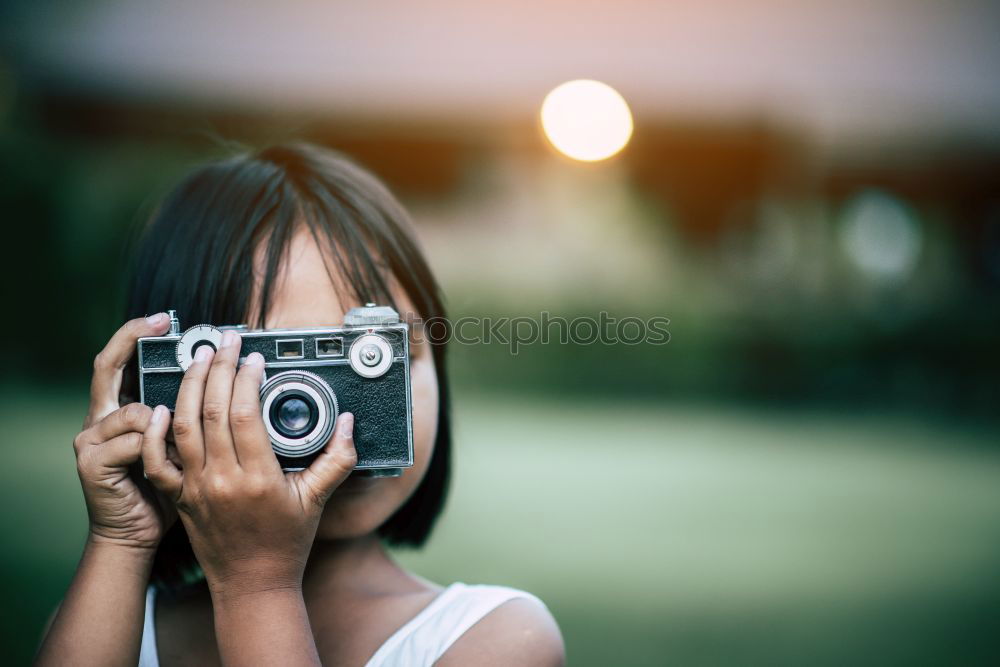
(141, 332, 358, 596)
(74, 313, 174, 551)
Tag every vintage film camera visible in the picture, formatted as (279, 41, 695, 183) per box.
(137, 304, 413, 476)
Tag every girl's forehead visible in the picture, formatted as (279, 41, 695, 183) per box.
(248, 226, 412, 329)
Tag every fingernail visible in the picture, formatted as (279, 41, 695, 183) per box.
(340, 413, 354, 436)
(146, 312, 167, 325)
(246, 352, 264, 365)
(151, 405, 165, 424)
(222, 330, 239, 348)
(195, 345, 214, 362)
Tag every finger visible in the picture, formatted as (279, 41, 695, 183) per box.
(142, 405, 182, 499)
(172, 345, 215, 471)
(293, 413, 357, 507)
(88, 313, 171, 425)
(76, 403, 153, 449)
(92, 431, 144, 468)
(229, 352, 278, 472)
(202, 330, 242, 467)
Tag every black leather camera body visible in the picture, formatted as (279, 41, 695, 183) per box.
(137, 304, 413, 476)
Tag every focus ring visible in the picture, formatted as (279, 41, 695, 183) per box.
(259, 370, 338, 458)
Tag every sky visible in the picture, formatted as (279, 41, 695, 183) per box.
(5, 0, 1000, 146)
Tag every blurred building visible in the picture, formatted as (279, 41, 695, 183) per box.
(1, 0, 998, 413)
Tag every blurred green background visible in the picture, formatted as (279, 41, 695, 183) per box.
(2, 1, 999, 665)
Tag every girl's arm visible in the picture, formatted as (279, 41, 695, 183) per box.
(36, 540, 153, 666)
(210, 587, 319, 665)
(141, 333, 358, 666)
(37, 314, 175, 666)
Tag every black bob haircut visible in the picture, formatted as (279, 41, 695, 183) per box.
(120, 143, 451, 590)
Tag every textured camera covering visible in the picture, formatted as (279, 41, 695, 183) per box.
(139, 339, 181, 369)
(277, 362, 411, 469)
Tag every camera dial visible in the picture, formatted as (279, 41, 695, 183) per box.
(360, 344, 382, 366)
(175, 324, 224, 371)
(349, 334, 393, 378)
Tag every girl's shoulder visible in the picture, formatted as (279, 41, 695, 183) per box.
(369, 582, 564, 667)
(436, 583, 564, 666)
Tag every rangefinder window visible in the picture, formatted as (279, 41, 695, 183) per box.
(276, 339, 304, 359)
(316, 337, 343, 357)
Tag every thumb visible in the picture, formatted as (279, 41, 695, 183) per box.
(294, 413, 358, 507)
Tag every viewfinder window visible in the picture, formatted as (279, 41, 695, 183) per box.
(276, 339, 304, 359)
(316, 337, 343, 357)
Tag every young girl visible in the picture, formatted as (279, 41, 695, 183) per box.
(36, 144, 564, 666)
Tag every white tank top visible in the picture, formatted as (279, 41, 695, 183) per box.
(138, 582, 543, 666)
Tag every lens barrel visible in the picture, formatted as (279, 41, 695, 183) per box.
(259, 371, 338, 458)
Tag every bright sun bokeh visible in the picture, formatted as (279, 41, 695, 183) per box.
(541, 79, 633, 162)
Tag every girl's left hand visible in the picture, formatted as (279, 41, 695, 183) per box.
(141, 330, 357, 596)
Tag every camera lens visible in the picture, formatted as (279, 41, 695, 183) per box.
(270, 392, 318, 438)
(259, 371, 338, 459)
(278, 398, 310, 431)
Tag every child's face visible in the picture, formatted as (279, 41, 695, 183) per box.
(248, 227, 440, 541)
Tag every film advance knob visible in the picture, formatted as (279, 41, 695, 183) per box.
(175, 324, 224, 371)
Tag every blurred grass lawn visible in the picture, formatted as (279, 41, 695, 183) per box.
(2, 386, 999, 665)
